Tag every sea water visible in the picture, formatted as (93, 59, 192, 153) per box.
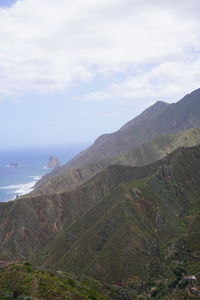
(0, 144, 86, 202)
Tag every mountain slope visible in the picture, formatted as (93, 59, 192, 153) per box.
(33, 144, 200, 294)
(0, 161, 158, 260)
(114, 127, 200, 167)
(31, 127, 200, 196)
(32, 88, 200, 197)
(32, 100, 169, 191)
(63, 89, 200, 168)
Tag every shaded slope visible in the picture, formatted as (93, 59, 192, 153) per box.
(34, 145, 200, 289)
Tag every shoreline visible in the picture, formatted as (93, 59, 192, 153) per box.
(0, 175, 42, 202)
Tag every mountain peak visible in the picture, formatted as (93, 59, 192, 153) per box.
(120, 100, 170, 131)
(154, 100, 169, 105)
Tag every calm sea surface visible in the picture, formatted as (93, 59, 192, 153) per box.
(0, 144, 86, 202)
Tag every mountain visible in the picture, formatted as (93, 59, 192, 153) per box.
(63, 89, 200, 169)
(31, 127, 200, 196)
(1, 89, 200, 262)
(32, 89, 200, 197)
(1, 145, 200, 299)
(0, 161, 156, 260)
(32, 100, 168, 191)
(33, 144, 200, 298)
(1, 89, 200, 299)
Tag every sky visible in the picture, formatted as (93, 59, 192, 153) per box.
(0, 0, 200, 149)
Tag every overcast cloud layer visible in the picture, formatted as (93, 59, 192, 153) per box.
(0, 0, 200, 101)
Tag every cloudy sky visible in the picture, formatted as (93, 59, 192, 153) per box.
(1, 0, 200, 148)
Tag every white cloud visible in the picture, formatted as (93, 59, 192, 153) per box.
(0, 0, 200, 97)
(77, 58, 200, 103)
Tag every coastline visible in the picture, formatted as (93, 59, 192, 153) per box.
(0, 144, 86, 202)
(0, 175, 42, 201)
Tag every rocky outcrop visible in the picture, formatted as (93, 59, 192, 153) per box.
(47, 156, 60, 169)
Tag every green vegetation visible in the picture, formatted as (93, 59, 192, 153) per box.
(0, 263, 111, 300)
(32, 145, 200, 299)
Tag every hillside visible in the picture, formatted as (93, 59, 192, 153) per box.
(0, 162, 157, 260)
(31, 127, 200, 196)
(63, 89, 200, 168)
(114, 127, 200, 166)
(33, 144, 200, 299)
(1, 128, 200, 262)
(0, 263, 112, 300)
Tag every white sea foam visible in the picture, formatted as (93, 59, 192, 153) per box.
(6, 165, 16, 168)
(42, 165, 51, 170)
(27, 175, 41, 180)
(5, 164, 22, 168)
(0, 176, 41, 199)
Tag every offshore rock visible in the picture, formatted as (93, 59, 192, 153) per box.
(47, 156, 60, 169)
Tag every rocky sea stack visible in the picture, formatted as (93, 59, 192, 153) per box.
(47, 156, 60, 169)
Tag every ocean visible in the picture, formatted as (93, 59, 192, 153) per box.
(0, 144, 86, 202)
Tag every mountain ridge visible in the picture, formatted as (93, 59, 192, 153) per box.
(64, 89, 200, 169)
(33, 89, 200, 197)
(32, 127, 200, 196)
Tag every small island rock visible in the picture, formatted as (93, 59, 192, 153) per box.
(47, 156, 60, 169)
(8, 163, 19, 167)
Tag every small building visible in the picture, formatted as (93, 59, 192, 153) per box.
(182, 275, 197, 281)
